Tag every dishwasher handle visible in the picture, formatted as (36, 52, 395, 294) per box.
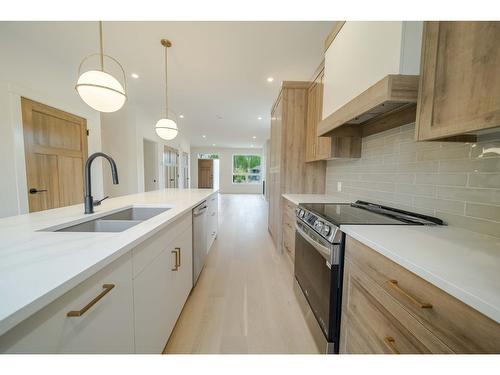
(193, 202, 208, 216)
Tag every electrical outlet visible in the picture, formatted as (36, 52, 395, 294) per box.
(337, 182, 342, 192)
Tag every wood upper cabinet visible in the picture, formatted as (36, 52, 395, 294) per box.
(416, 22, 500, 140)
(341, 236, 500, 354)
(306, 69, 331, 162)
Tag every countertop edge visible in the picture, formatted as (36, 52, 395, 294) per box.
(0, 190, 218, 336)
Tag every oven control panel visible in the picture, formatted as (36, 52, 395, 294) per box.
(296, 207, 339, 244)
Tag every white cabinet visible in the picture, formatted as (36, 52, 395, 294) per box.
(171, 226, 193, 320)
(0, 254, 134, 353)
(0, 210, 195, 354)
(207, 193, 218, 252)
(133, 220, 193, 354)
(322, 21, 423, 119)
(133, 248, 176, 353)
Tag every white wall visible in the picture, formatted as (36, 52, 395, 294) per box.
(101, 108, 140, 197)
(101, 106, 191, 197)
(322, 21, 423, 118)
(190, 147, 263, 194)
(0, 29, 104, 218)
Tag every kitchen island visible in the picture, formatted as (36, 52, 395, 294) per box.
(0, 188, 218, 352)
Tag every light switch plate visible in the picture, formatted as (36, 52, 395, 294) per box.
(337, 182, 342, 192)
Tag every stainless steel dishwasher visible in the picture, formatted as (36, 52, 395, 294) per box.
(192, 201, 208, 285)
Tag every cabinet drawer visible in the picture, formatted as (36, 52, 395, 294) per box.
(208, 193, 218, 215)
(284, 201, 297, 221)
(132, 212, 191, 277)
(0, 254, 134, 353)
(345, 236, 500, 353)
(340, 259, 452, 354)
(282, 224, 295, 259)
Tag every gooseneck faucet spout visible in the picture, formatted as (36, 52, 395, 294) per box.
(84, 152, 119, 214)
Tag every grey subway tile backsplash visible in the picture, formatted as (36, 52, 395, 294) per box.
(326, 123, 500, 238)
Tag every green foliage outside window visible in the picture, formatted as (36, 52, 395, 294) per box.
(233, 155, 261, 184)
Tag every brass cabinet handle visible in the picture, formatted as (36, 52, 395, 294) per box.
(176, 247, 181, 268)
(171, 249, 179, 271)
(67, 284, 115, 317)
(387, 280, 433, 309)
(383, 336, 400, 354)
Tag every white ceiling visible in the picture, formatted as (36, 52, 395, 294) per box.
(4, 21, 332, 148)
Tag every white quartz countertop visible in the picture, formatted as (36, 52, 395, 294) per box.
(341, 225, 500, 323)
(282, 193, 351, 205)
(0, 188, 217, 336)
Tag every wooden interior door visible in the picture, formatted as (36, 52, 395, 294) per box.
(22, 98, 88, 213)
(198, 159, 213, 188)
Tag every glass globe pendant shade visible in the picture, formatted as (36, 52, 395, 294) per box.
(76, 70, 126, 113)
(155, 118, 178, 140)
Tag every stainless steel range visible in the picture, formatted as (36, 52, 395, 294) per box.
(294, 200, 443, 354)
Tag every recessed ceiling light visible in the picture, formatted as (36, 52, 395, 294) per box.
(202, 135, 206, 138)
(257, 116, 262, 120)
(212, 144, 216, 147)
(267, 77, 274, 82)
(179, 114, 184, 118)
(131, 73, 139, 79)
(252, 136, 257, 139)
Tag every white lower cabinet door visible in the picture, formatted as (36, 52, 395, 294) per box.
(0, 254, 135, 353)
(172, 226, 193, 318)
(133, 248, 176, 353)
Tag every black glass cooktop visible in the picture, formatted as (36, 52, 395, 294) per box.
(299, 201, 444, 226)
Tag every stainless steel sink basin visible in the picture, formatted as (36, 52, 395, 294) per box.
(99, 207, 170, 221)
(56, 219, 143, 233)
(44, 205, 172, 233)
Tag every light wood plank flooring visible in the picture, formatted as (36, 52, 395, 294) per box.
(164, 194, 320, 354)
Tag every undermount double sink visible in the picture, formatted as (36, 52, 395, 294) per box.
(45, 206, 172, 233)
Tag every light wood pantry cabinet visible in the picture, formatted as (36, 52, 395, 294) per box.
(267, 82, 326, 252)
(0, 253, 135, 354)
(340, 236, 500, 354)
(416, 22, 500, 141)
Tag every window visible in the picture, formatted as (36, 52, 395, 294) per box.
(232, 155, 261, 184)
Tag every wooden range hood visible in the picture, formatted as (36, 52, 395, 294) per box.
(317, 75, 420, 143)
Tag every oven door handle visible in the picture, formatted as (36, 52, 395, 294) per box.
(295, 223, 338, 265)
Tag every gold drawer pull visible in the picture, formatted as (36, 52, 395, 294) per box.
(177, 247, 181, 267)
(172, 248, 180, 271)
(383, 336, 400, 354)
(67, 284, 115, 317)
(387, 280, 433, 309)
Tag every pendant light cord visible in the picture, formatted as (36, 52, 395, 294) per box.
(99, 21, 104, 71)
(164, 44, 169, 118)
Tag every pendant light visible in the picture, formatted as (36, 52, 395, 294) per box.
(155, 39, 178, 141)
(76, 21, 127, 113)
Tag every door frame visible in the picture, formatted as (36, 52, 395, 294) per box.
(6, 83, 100, 215)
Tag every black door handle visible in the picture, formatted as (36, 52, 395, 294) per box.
(29, 188, 48, 194)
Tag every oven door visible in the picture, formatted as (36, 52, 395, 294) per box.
(294, 220, 342, 351)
